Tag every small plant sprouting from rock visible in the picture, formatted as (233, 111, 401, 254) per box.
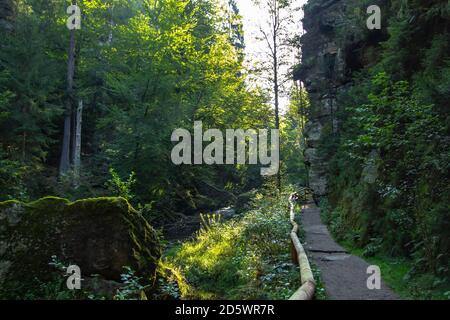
(105, 168, 136, 202)
(49, 255, 68, 273)
(158, 277, 181, 299)
(114, 266, 146, 300)
(21, 255, 79, 300)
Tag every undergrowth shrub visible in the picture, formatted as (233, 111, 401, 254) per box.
(166, 187, 305, 300)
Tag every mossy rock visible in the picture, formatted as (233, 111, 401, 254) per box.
(0, 196, 161, 299)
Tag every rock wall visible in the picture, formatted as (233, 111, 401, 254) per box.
(294, 0, 386, 197)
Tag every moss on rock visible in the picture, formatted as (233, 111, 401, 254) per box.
(0, 196, 161, 299)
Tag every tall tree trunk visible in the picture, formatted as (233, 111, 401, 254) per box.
(59, 26, 76, 176)
(60, 107, 72, 176)
(273, 26, 281, 190)
(21, 132, 26, 162)
(107, 5, 114, 45)
(72, 100, 83, 186)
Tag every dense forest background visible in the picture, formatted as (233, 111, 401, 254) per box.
(0, 0, 449, 300)
(0, 0, 306, 216)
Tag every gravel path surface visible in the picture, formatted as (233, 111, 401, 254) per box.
(300, 201, 399, 300)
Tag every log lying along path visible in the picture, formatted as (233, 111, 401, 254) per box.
(288, 193, 316, 300)
(300, 199, 399, 300)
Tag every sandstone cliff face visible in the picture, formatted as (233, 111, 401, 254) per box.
(295, 0, 386, 197)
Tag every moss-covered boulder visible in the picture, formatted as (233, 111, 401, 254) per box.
(0, 196, 161, 298)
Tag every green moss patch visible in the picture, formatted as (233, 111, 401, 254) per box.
(0, 196, 161, 299)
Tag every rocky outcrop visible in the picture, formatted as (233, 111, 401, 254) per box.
(0, 196, 161, 298)
(295, 0, 387, 197)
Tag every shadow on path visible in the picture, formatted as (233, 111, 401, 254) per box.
(301, 201, 399, 300)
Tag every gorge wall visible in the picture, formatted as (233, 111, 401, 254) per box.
(295, 0, 386, 197)
(294, 0, 450, 279)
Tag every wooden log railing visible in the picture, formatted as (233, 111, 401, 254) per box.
(288, 192, 316, 300)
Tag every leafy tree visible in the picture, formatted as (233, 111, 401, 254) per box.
(0, 0, 67, 199)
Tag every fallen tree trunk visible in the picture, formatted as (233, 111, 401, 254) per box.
(288, 192, 316, 300)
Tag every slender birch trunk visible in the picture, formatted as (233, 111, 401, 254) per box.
(73, 100, 83, 185)
(59, 14, 76, 177)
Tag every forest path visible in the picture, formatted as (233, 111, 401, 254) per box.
(300, 200, 399, 300)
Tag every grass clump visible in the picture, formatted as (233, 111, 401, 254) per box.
(166, 187, 305, 300)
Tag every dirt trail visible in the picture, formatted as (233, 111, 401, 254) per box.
(300, 200, 399, 300)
